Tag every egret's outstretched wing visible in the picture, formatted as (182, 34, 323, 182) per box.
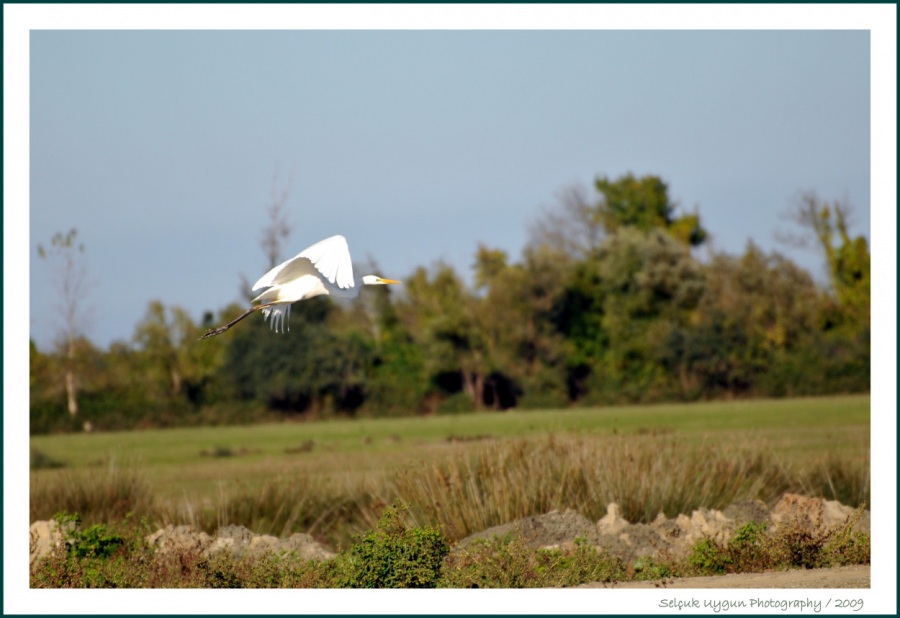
(298, 235, 355, 289)
(252, 235, 355, 291)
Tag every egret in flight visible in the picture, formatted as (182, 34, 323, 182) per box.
(199, 235, 400, 339)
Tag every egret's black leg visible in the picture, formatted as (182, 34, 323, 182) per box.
(198, 303, 277, 340)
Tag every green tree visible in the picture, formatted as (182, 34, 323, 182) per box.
(793, 192, 870, 331)
(591, 228, 706, 400)
(473, 245, 571, 407)
(528, 176, 709, 402)
(336, 269, 428, 416)
(219, 298, 371, 416)
(133, 301, 219, 404)
(552, 228, 707, 403)
(594, 173, 707, 246)
(398, 264, 487, 410)
(133, 301, 185, 397)
(661, 243, 828, 398)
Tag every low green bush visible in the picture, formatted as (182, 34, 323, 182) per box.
(440, 534, 623, 588)
(335, 504, 449, 588)
(682, 506, 869, 576)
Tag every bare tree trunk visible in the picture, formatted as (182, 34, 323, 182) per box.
(462, 370, 485, 410)
(65, 338, 78, 417)
(171, 367, 183, 396)
(461, 371, 475, 408)
(39, 229, 89, 421)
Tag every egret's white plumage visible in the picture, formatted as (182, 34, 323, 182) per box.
(253, 234, 356, 293)
(199, 234, 399, 339)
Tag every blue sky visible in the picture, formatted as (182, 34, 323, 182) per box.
(26, 24, 873, 352)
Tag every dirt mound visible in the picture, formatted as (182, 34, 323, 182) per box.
(456, 508, 602, 551)
(145, 524, 336, 562)
(30, 521, 336, 566)
(456, 493, 869, 566)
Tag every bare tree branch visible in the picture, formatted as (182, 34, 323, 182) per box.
(260, 168, 294, 270)
(527, 183, 603, 260)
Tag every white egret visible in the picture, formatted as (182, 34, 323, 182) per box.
(199, 235, 400, 339)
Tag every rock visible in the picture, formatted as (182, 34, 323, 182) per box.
(611, 522, 676, 564)
(824, 499, 870, 535)
(144, 523, 336, 562)
(450, 495, 870, 568)
(685, 507, 734, 545)
(205, 524, 256, 558)
(146, 525, 213, 557)
(771, 493, 869, 535)
(457, 509, 601, 550)
(281, 533, 337, 561)
(650, 512, 687, 544)
(29, 519, 75, 566)
(723, 499, 771, 526)
(249, 534, 280, 552)
(772, 493, 822, 527)
(596, 503, 629, 535)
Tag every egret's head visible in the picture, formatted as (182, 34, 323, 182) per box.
(362, 275, 401, 286)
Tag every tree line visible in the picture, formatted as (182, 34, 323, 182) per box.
(30, 173, 870, 433)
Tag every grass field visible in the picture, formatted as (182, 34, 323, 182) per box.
(30, 394, 870, 548)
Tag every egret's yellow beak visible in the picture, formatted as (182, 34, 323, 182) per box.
(380, 278, 401, 285)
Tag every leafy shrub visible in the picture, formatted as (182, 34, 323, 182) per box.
(64, 522, 125, 560)
(335, 504, 449, 588)
(441, 533, 623, 588)
(770, 522, 823, 568)
(631, 556, 673, 581)
(682, 506, 870, 576)
(31, 513, 150, 588)
(686, 537, 731, 575)
(822, 531, 870, 566)
(726, 521, 769, 572)
(195, 553, 245, 588)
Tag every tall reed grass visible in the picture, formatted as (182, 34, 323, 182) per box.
(794, 452, 871, 507)
(390, 434, 795, 540)
(30, 433, 870, 548)
(30, 458, 156, 525)
(168, 474, 384, 543)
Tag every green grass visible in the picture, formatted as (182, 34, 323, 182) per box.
(31, 393, 868, 467)
(31, 394, 870, 549)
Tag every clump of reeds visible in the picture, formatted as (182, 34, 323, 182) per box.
(30, 458, 157, 525)
(388, 434, 794, 541)
(791, 453, 871, 507)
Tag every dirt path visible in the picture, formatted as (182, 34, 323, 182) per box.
(579, 565, 870, 589)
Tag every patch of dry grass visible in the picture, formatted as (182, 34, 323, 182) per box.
(31, 432, 868, 552)
(30, 459, 157, 526)
(389, 434, 795, 541)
